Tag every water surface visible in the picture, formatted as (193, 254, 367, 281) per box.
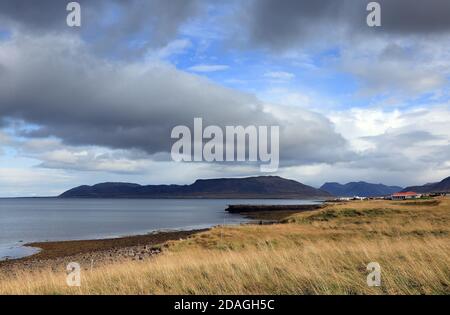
(0, 198, 321, 260)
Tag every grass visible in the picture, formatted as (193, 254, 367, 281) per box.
(0, 197, 449, 295)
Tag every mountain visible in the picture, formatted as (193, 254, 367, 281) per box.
(320, 181, 403, 197)
(60, 176, 332, 199)
(402, 176, 450, 193)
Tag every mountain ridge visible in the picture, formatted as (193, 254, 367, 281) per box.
(402, 176, 450, 193)
(60, 176, 332, 199)
(320, 181, 403, 197)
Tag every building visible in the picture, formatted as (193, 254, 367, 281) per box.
(391, 191, 421, 200)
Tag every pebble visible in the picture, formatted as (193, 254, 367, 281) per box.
(0, 242, 163, 275)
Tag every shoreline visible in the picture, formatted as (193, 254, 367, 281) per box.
(0, 203, 324, 275)
(0, 226, 217, 262)
(0, 229, 208, 274)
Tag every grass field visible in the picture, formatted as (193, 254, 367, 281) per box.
(0, 198, 449, 295)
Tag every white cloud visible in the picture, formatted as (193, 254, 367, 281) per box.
(321, 104, 450, 186)
(0, 167, 72, 197)
(151, 39, 192, 59)
(329, 107, 405, 152)
(264, 71, 295, 80)
(188, 64, 229, 72)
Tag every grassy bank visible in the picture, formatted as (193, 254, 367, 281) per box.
(0, 198, 449, 295)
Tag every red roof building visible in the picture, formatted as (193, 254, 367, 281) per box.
(391, 191, 421, 200)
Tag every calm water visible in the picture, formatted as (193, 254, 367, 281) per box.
(0, 198, 321, 260)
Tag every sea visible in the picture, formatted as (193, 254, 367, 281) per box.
(0, 198, 322, 260)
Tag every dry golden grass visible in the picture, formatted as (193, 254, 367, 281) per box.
(0, 197, 449, 295)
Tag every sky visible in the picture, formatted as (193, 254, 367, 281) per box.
(1, 0, 450, 196)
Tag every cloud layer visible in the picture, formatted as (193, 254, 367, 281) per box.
(0, 0, 201, 50)
(0, 33, 351, 167)
(0, 0, 449, 195)
(236, 0, 450, 50)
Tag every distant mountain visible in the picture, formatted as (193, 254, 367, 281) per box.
(60, 176, 332, 199)
(402, 176, 450, 193)
(320, 181, 403, 197)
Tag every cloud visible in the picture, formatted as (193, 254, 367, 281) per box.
(229, 0, 450, 97)
(1, 1, 449, 195)
(0, 0, 69, 32)
(234, 0, 355, 51)
(0, 32, 351, 169)
(154, 39, 192, 59)
(13, 0, 450, 54)
(0, 130, 10, 143)
(377, 0, 450, 34)
(234, 0, 450, 51)
(2, 1, 448, 97)
(0, 131, 11, 155)
(0, 0, 202, 57)
(264, 71, 295, 80)
(16, 138, 153, 174)
(188, 64, 229, 72)
(323, 104, 450, 185)
(0, 167, 72, 197)
(339, 40, 450, 96)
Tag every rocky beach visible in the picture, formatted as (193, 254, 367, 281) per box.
(0, 229, 207, 275)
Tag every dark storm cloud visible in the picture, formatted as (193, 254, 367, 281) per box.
(0, 0, 67, 30)
(237, 0, 360, 50)
(0, 34, 353, 165)
(3, 1, 449, 53)
(236, 0, 450, 50)
(380, 0, 450, 34)
(0, 0, 201, 53)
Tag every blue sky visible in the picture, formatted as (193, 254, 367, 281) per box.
(1, 0, 450, 196)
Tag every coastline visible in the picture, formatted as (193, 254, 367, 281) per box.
(1, 198, 448, 294)
(0, 229, 208, 275)
(0, 203, 323, 275)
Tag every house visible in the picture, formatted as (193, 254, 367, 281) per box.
(391, 191, 421, 200)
